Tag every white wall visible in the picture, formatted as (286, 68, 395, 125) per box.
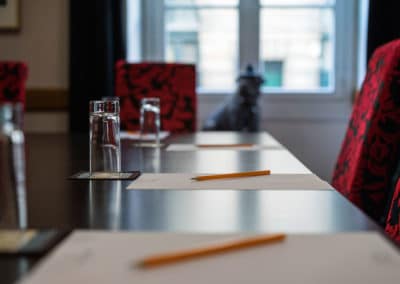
(0, 0, 69, 132)
(266, 121, 348, 181)
(0, 0, 69, 88)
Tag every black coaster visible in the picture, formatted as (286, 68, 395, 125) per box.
(69, 171, 141, 180)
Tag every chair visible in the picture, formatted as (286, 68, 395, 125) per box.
(115, 61, 197, 133)
(385, 179, 400, 243)
(332, 39, 400, 222)
(0, 62, 28, 107)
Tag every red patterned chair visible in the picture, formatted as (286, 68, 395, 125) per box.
(115, 61, 197, 133)
(0, 62, 28, 107)
(385, 180, 400, 244)
(332, 39, 400, 222)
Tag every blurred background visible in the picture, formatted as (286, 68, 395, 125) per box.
(0, 0, 388, 181)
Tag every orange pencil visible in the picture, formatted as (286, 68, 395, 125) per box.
(192, 170, 271, 181)
(196, 143, 254, 148)
(138, 234, 286, 268)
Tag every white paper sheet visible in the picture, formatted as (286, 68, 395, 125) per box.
(120, 131, 170, 141)
(177, 132, 283, 148)
(166, 143, 282, 151)
(18, 231, 400, 284)
(127, 173, 333, 190)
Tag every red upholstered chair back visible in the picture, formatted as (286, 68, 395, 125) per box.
(385, 180, 400, 244)
(0, 62, 28, 107)
(332, 39, 400, 221)
(115, 61, 197, 133)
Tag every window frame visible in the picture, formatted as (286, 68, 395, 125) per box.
(139, 0, 358, 102)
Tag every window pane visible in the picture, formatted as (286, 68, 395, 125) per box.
(263, 61, 283, 87)
(260, 0, 335, 5)
(166, 0, 238, 7)
(166, 9, 238, 90)
(260, 8, 334, 90)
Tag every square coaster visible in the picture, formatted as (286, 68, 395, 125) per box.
(69, 171, 141, 180)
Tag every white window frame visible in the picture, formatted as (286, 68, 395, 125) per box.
(133, 0, 359, 121)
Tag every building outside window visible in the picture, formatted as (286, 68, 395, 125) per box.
(263, 60, 283, 87)
(131, 0, 356, 99)
(259, 0, 335, 91)
(165, 0, 238, 90)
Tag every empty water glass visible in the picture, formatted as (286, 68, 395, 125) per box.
(0, 103, 27, 228)
(89, 100, 121, 174)
(140, 98, 160, 147)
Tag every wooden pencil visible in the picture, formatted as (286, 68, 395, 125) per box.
(138, 233, 286, 268)
(192, 170, 271, 181)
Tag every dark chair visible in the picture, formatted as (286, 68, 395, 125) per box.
(0, 62, 28, 107)
(115, 61, 197, 133)
(385, 179, 400, 244)
(332, 39, 400, 222)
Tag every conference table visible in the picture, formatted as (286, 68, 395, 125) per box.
(0, 131, 386, 283)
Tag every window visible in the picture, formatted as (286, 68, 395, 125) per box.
(165, 0, 239, 90)
(263, 60, 283, 87)
(134, 0, 356, 97)
(260, 0, 335, 90)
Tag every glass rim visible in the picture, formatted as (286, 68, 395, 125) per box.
(101, 96, 120, 101)
(89, 100, 120, 105)
(0, 104, 13, 121)
(0, 102, 24, 127)
(89, 100, 120, 114)
(141, 97, 160, 103)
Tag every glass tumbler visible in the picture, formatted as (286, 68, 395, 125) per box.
(0, 103, 27, 228)
(89, 100, 121, 174)
(140, 97, 160, 146)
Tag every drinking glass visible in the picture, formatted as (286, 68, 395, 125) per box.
(0, 103, 27, 228)
(88, 180, 122, 229)
(89, 100, 121, 174)
(140, 98, 160, 147)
